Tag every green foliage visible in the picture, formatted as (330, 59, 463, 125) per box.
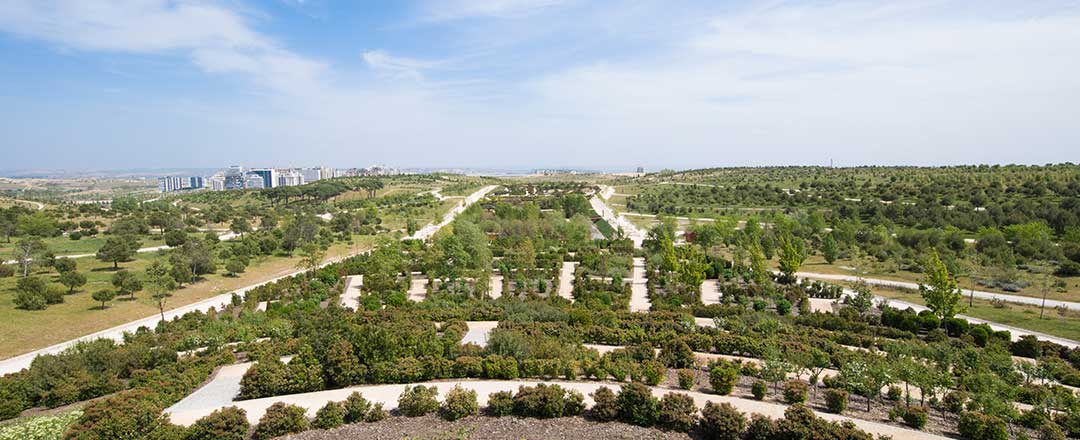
(312, 401, 346, 430)
(187, 406, 248, 440)
(677, 369, 695, 390)
(751, 380, 767, 400)
(251, 402, 309, 440)
(398, 385, 439, 417)
(919, 251, 964, 320)
(658, 393, 696, 432)
(699, 402, 745, 440)
(824, 388, 849, 414)
(615, 382, 659, 427)
(589, 387, 618, 422)
(709, 363, 738, 395)
(511, 384, 579, 419)
(441, 385, 478, 421)
(343, 392, 371, 424)
(958, 411, 1008, 440)
(486, 391, 514, 417)
(782, 380, 808, 404)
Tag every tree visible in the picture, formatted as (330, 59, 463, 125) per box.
(13, 276, 49, 310)
(844, 280, 875, 315)
(13, 238, 45, 277)
(919, 251, 964, 320)
(777, 235, 807, 283)
(54, 258, 76, 274)
(59, 270, 87, 294)
(225, 259, 247, 277)
(822, 233, 838, 264)
(163, 229, 187, 247)
(96, 235, 140, 269)
(230, 216, 252, 239)
(296, 242, 325, 276)
(111, 270, 143, 300)
(748, 242, 768, 285)
(145, 261, 176, 322)
(92, 289, 116, 309)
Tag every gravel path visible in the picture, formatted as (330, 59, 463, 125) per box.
(489, 274, 503, 299)
(630, 257, 650, 312)
(798, 271, 1080, 311)
(700, 280, 721, 305)
(462, 321, 499, 347)
(558, 262, 577, 302)
(339, 275, 363, 310)
(590, 187, 644, 248)
(408, 277, 429, 302)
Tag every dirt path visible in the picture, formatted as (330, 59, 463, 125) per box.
(558, 261, 577, 302)
(700, 280, 721, 305)
(340, 275, 363, 310)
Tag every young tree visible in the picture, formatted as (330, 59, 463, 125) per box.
(111, 270, 143, 299)
(748, 241, 769, 285)
(296, 242, 325, 276)
(919, 251, 964, 320)
(96, 235, 140, 269)
(844, 280, 875, 315)
(145, 261, 176, 322)
(53, 258, 76, 274)
(822, 233, 839, 264)
(58, 270, 87, 294)
(225, 259, 247, 277)
(230, 216, 252, 239)
(13, 238, 46, 277)
(777, 235, 807, 283)
(92, 289, 116, 309)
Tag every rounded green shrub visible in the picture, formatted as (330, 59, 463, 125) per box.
(441, 385, 478, 421)
(187, 406, 248, 440)
(312, 401, 346, 430)
(782, 380, 808, 404)
(700, 402, 746, 440)
(709, 364, 738, 395)
(658, 393, 696, 432)
(252, 402, 309, 440)
(616, 382, 659, 427)
(823, 388, 848, 414)
(343, 392, 371, 424)
(751, 380, 767, 400)
(398, 385, 439, 417)
(677, 369, 695, 390)
(589, 387, 618, 422)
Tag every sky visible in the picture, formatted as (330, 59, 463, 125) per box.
(0, 0, 1078, 171)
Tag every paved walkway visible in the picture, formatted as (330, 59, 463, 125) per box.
(799, 272, 1080, 310)
(0, 186, 497, 375)
(700, 280, 721, 305)
(340, 275, 363, 310)
(407, 277, 429, 302)
(163, 374, 944, 439)
(590, 186, 644, 248)
(558, 261, 577, 302)
(629, 257, 650, 312)
(462, 321, 499, 347)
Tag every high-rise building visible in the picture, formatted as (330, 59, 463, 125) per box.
(244, 174, 265, 189)
(249, 168, 277, 189)
(224, 165, 245, 190)
(277, 170, 304, 187)
(208, 175, 226, 191)
(158, 176, 206, 193)
(300, 167, 321, 183)
(319, 167, 335, 180)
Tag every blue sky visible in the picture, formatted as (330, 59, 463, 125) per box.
(1, 0, 1078, 171)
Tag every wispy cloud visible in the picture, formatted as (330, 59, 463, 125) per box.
(418, 0, 570, 22)
(362, 50, 442, 80)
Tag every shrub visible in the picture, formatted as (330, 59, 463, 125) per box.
(659, 339, 695, 369)
(312, 401, 346, 430)
(709, 364, 738, 395)
(641, 361, 665, 386)
(343, 392, 371, 423)
(677, 369, 695, 390)
(743, 414, 777, 440)
(589, 387, 618, 422)
(824, 388, 849, 414)
(1040, 422, 1067, 440)
(958, 411, 1008, 440)
(886, 385, 902, 401)
(565, 390, 585, 416)
(616, 382, 659, 427)
(782, 380, 808, 404)
(14, 289, 47, 310)
(944, 391, 968, 414)
(751, 380, 767, 400)
(187, 406, 248, 440)
(251, 402, 309, 440)
(0, 264, 15, 278)
(365, 403, 387, 422)
(398, 385, 439, 417)
(897, 405, 928, 430)
(512, 384, 577, 418)
(658, 393, 696, 432)
(441, 385, 478, 421)
(487, 391, 514, 417)
(700, 402, 746, 440)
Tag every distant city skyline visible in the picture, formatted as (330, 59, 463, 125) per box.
(2, 1, 1078, 169)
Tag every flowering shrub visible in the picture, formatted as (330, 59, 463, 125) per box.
(0, 410, 83, 440)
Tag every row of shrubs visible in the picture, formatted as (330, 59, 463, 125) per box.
(170, 382, 883, 440)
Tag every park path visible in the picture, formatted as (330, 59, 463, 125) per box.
(0, 186, 497, 375)
(557, 261, 577, 302)
(629, 257, 650, 312)
(339, 275, 363, 310)
(798, 271, 1080, 311)
(590, 185, 644, 248)
(163, 374, 944, 440)
(700, 280, 721, 305)
(2, 229, 248, 265)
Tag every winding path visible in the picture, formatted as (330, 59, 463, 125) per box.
(590, 186, 644, 248)
(0, 186, 498, 375)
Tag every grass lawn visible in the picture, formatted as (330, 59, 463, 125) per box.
(871, 285, 1080, 341)
(0, 234, 167, 257)
(800, 255, 1080, 303)
(0, 234, 377, 360)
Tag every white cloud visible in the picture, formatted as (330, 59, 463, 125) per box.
(419, 0, 569, 21)
(0, 0, 325, 96)
(362, 50, 441, 80)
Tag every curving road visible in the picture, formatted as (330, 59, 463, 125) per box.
(0, 186, 497, 375)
